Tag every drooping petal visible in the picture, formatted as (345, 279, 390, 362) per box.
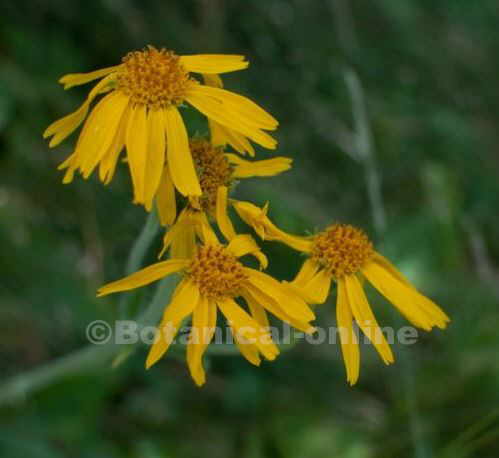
(58, 65, 121, 89)
(362, 258, 450, 330)
(216, 186, 236, 241)
(293, 258, 320, 286)
(185, 90, 277, 150)
(125, 104, 148, 203)
(99, 103, 131, 185)
(344, 274, 394, 365)
(146, 280, 200, 368)
(227, 234, 268, 269)
(232, 200, 313, 253)
(44, 74, 117, 147)
(241, 285, 314, 334)
(156, 165, 177, 226)
(180, 55, 248, 74)
(244, 268, 315, 323)
(212, 122, 256, 156)
(300, 269, 332, 304)
(164, 106, 202, 196)
(336, 278, 360, 385)
(74, 91, 130, 179)
(97, 259, 189, 297)
(186, 296, 217, 386)
(217, 298, 279, 361)
(192, 85, 278, 129)
(58, 153, 77, 184)
(143, 109, 166, 210)
(228, 154, 292, 178)
(234, 334, 262, 366)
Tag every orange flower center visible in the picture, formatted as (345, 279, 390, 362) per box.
(310, 224, 374, 279)
(188, 245, 247, 299)
(190, 139, 233, 213)
(116, 46, 192, 109)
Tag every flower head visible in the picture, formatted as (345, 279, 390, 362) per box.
(235, 206, 450, 385)
(44, 46, 278, 209)
(97, 229, 315, 386)
(156, 137, 292, 221)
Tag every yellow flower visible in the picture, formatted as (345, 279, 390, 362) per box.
(234, 203, 450, 385)
(97, 228, 315, 387)
(44, 46, 278, 209)
(159, 186, 268, 270)
(155, 137, 292, 227)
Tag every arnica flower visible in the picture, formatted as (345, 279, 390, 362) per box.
(97, 228, 315, 386)
(234, 202, 450, 385)
(43, 46, 278, 210)
(159, 186, 269, 273)
(156, 137, 292, 227)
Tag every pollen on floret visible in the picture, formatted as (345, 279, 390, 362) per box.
(116, 46, 192, 109)
(188, 245, 248, 299)
(190, 139, 233, 213)
(311, 224, 374, 280)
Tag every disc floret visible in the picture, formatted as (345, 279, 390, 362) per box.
(188, 245, 247, 299)
(311, 224, 374, 279)
(116, 46, 192, 109)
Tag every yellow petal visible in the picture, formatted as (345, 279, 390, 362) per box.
(217, 298, 279, 361)
(186, 296, 217, 386)
(44, 74, 116, 147)
(336, 278, 360, 385)
(244, 268, 315, 323)
(245, 296, 270, 328)
(58, 65, 121, 89)
(227, 234, 268, 269)
(97, 259, 189, 297)
(143, 109, 166, 210)
(213, 122, 256, 156)
(156, 165, 177, 226)
(192, 84, 277, 129)
(180, 55, 248, 74)
(146, 280, 199, 369)
(58, 154, 77, 184)
(293, 258, 320, 286)
(76, 91, 129, 179)
(232, 200, 313, 252)
(234, 334, 262, 366)
(242, 286, 314, 334)
(159, 208, 200, 260)
(344, 274, 394, 365)
(362, 259, 450, 330)
(216, 186, 236, 241)
(164, 107, 201, 196)
(125, 104, 148, 203)
(193, 211, 219, 245)
(202, 73, 223, 88)
(99, 103, 131, 184)
(228, 154, 292, 178)
(372, 253, 414, 288)
(185, 91, 277, 150)
(299, 269, 332, 304)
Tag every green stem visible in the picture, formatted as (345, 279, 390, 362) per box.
(0, 211, 169, 407)
(118, 208, 160, 319)
(0, 276, 176, 406)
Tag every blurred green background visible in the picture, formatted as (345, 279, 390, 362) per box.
(2, 0, 499, 456)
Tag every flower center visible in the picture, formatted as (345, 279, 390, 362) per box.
(190, 139, 233, 213)
(310, 224, 374, 279)
(116, 46, 192, 109)
(188, 245, 248, 299)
